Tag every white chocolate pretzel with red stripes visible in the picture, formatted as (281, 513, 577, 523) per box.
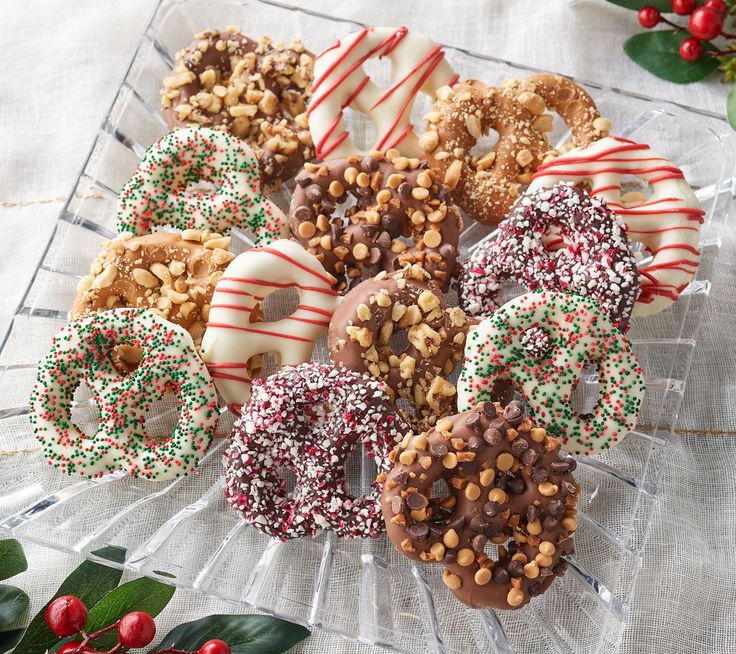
(528, 135, 704, 317)
(308, 26, 458, 159)
(199, 239, 340, 408)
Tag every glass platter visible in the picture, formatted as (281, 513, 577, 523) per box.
(0, 1, 734, 652)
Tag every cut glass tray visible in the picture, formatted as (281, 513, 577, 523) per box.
(0, 1, 734, 652)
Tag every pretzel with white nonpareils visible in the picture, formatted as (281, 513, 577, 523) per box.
(528, 135, 704, 316)
(308, 26, 458, 159)
(199, 239, 340, 409)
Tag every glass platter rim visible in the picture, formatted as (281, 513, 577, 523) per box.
(0, 1, 733, 653)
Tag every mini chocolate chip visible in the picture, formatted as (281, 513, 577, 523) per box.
(361, 156, 378, 172)
(376, 231, 392, 248)
(330, 223, 343, 243)
(492, 567, 510, 584)
(539, 566, 554, 578)
(507, 541, 519, 554)
(550, 461, 570, 474)
(429, 441, 448, 458)
(439, 243, 456, 258)
(482, 402, 497, 419)
(406, 492, 427, 510)
(393, 471, 409, 486)
(293, 205, 313, 223)
(397, 182, 413, 199)
(391, 496, 405, 514)
(496, 473, 511, 490)
(459, 461, 478, 476)
(418, 160, 429, 169)
(361, 224, 379, 238)
(547, 499, 564, 517)
(527, 505, 539, 523)
(465, 412, 483, 432)
(528, 581, 543, 597)
(543, 516, 559, 530)
(558, 537, 575, 555)
(483, 428, 502, 446)
(508, 477, 526, 495)
(508, 560, 524, 577)
(381, 213, 403, 238)
(429, 525, 444, 540)
(470, 516, 488, 533)
(553, 562, 568, 577)
(320, 197, 336, 213)
(567, 458, 577, 471)
(448, 516, 466, 532)
(356, 186, 373, 198)
(484, 501, 502, 517)
(468, 435, 484, 452)
(484, 521, 501, 537)
(561, 480, 577, 497)
(295, 174, 311, 187)
(521, 448, 540, 467)
(503, 400, 525, 426)
(471, 534, 487, 552)
(369, 247, 382, 264)
(532, 467, 549, 483)
(511, 438, 529, 456)
(443, 551, 457, 565)
(407, 523, 429, 540)
(305, 184, 323, 202)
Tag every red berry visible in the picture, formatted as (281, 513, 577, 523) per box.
(679, 37, 704, 60)
(704, 0, 729, 18)
(199, 640, 231, 654)
(688, 6, 724, 40)
(58, 642, 83, 654)
(45, 596, 88, 637)
(638, 6, 661, 28)
(672, 0, 697, 15)
(117, 611, 156, 648)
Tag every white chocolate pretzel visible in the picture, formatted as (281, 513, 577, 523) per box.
(200, 239, 340, 408)
(308, 26, 458, 159)
(528, 135, 704, 316)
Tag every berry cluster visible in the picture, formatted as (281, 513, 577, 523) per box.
(638, 0, 734, 61)
(45, 596, 230, 654)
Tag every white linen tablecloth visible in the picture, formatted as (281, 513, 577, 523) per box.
(2, 1, 735, 652)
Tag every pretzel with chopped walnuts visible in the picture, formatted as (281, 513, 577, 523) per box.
(421, 75, 610, 225)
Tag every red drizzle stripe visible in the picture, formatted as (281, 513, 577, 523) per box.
(210, 371, 252, 384)
(256, 246, 337, 287)
(628, 225, 700, 235)
(535, 165, 683, 179)
(216, 288, 264, 301)
(206, 322, 314, 343)
(209, 304, 253, 312)
(535, 142, 647, 173)
(287, 316, 331, 327)
(312, 28, 370, 92)
(296, 304, 334, 317)
(219, 278, 338, 296)
(649, 244, 700, 256)
(318, 131, 350, 159)
(380, 25, 408, 56)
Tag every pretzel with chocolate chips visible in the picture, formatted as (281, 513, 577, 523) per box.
(381, 400, 579, 610)
(289, 150, 462, 292)
(422, 76, 609, 225)
(161, 26, 314, 190)
(328, 265, 468, 432)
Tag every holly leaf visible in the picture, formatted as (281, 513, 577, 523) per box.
(0, 585, 29, 628)
(85, 578, 175, 650)
(153, 614, 310, 654)
(10, 547, 124, 654)
(605, 0, 673, 10)
(728, 86, 736, 130)
(0, 539, 27, 581)
(624, 30, 720, 83)
(0, 628, 24, 653)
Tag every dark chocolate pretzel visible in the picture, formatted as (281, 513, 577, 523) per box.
(289, 150, 462, 292)
(381, 400, 579, 610)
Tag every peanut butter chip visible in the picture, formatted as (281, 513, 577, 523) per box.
(423, 230, 442, 249)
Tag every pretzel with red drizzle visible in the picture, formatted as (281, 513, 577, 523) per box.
(381, 400, 579, 610)
(308, 26, 458, 159)
(528, 135, 704, 316)
(200, 239, 340, 409)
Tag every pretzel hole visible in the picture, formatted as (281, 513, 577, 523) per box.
(469, 129, 500, 160)
(143, 394, 181, 440)
(277, 466, 299, 495)
(178, 177, 219, 199)
(340, 106, 378, 152)
(260, 286, 300, 323)
(72, 383, 101, 439)
(569, 362, 599, 416)
(389, 328, 409, 355)
(343, 446, 379, 498)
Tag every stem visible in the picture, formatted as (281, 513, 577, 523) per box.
(706, 48, 736, 56)
(721, 30, 736, 39)
(660, 16, 685, 31)
(69, 621, 122, 653)
(152, 649, 190, 653)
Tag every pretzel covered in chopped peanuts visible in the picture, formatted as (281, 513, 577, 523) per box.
(422, 75, 610, 225)
(160, 26, 314, 190)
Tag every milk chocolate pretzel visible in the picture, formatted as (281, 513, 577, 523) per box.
(381, 400, 579, 610)
(422, 75, 609, 225)
(161, 26, 314, 190)
(289, 150, 462, 292)
(328, 265, 468, 432)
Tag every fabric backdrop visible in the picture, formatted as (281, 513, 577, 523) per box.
(1, 1, 735, 652)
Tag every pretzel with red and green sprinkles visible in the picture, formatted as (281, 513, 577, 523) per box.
(116, 126, 288, 245)
(457, 290, 645, 456)
(30, 308, 219, 480)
